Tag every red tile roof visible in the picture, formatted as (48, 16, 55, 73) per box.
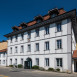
(0, 49, 7, 52)
(73, 50, 77, 58)
(12, 8, 66, 31)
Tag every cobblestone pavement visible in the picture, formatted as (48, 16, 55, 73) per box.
(0, 66, 77, 77)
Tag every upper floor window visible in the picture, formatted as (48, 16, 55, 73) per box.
(57, 39, 62, 49)
(28, 44, 31, 52)
(10, 37, 12, 43)
(10, 47, 12, 54)
(56, 23, 62, 32)
(15, 35, 18, 42)
(45, 26, 49, 35)
(36, 58, 39, 66)
(45, 41, 49, 50)
(21, 46, 24, 53)
(3, 53, 5, 57)
(36, 43, 39, 51)
(21, 33, 24, 40)
(15, 47, 18, 53)
(36, 29, 39, 37)
(56, 58, 62, 67)
(28, 31, 31, 39)
(0, 54, 1, 57)
(45, 58, 49, 66)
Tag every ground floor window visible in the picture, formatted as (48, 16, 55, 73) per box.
(36, 58, 39, 66)
(15, 59, 17, 65)
(45, 58, 49, 66)
(21, 58, 23, 65)
(10, 59, 12, 65)
(3, 60, 5, 64)
(56, 58, 62, 67)
(0, 60, 1, 64)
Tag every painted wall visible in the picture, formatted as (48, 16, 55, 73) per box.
(7, 19, 75, 72)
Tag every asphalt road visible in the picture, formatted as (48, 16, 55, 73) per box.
(0, 67, 77, 77)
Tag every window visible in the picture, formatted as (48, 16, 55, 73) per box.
(15, 35, 18, 42)
(56, 58, 62, 67)
(45, 58, 49, 66)
(28, 44, 31, 52)
(3, 60, 5, 64)
(45, 42, 49, 50)
(21, 33, 24, 40)
(15, 47, 18, 53)
(28, 32, 31, 39)
(36, 29, 39, 37)
(36, 58, 39, 66)
(36, 43, 39, 51)
(10, 59, 12, 65)
(56, 23, 61, 32)
(45, 26, 49, 35)
(0, 54, 1, 57)
(21, 58, 23, 64)
(15, 59, 17, 64)
(3, 53, 5, 57)
(51, 14, 57, 18)
(37, 20, 41, 23)
(21, 46, 24, 53)
(57, 40, 62, 49)
(10, 37, 12, 43)
(0, 60, 1, 64)
(10, 47, 12, 54)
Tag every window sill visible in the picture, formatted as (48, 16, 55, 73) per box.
(55, 31, 62, 33)
(27, 51, 31, 52)
(20, 39, 24, 41)
(20, 52, 24, 53)
(44, 33, 50, 35)
(44, 49, 50, 51)
(55, 48, 63, 50)
(35, 50, 39, 52)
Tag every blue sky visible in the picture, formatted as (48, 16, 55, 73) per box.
(0, 0, 77, 41)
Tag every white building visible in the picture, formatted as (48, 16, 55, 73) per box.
(4, 8, 77, 72)
(0, 41, 7, 66)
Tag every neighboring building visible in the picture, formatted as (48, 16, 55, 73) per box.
(0, 41, 7, 66)
(4, 8, 77, 72)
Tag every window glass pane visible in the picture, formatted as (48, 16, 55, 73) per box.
(36, 29, 39, 37)
(36, 58, 39, 66)
(45, 26, 49, 34)
(57, 23, 61, 32)
(57, 40, 62, 49)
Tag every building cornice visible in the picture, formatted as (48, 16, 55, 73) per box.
(4, 9, 76, 37)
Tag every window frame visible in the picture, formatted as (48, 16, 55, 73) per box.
(45, 41, 50, 51)
(56, 58, 63, 67)
(45, 26, 49, 35)
(36, 58, 39, 66)
(56, 22, 62, 32)
(45, 58, 49, 66)
(56, 39, 62, 49)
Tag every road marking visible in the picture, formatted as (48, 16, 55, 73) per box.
(0, 75, 8, 77)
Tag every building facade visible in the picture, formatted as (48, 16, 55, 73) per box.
(0, 41, 7, 66)
(4, 8, 77, 72)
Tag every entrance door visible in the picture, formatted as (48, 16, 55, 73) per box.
(76, 61, 77, 72)
(24, 58, 32, 69)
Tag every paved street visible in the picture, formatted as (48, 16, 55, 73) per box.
(0, 66, 77, 77)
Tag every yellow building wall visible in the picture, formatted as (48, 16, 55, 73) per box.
(0, 41, 7, 50)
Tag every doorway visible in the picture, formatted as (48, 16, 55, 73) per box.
(24, 58, 32, 69)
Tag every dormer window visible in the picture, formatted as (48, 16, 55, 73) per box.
(48, 8, 59, 18)
(12, 26, 19, 32)
(20, 23, 27, 28)
(51, 14, 57, 18)
(34, 15, 43, 23)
